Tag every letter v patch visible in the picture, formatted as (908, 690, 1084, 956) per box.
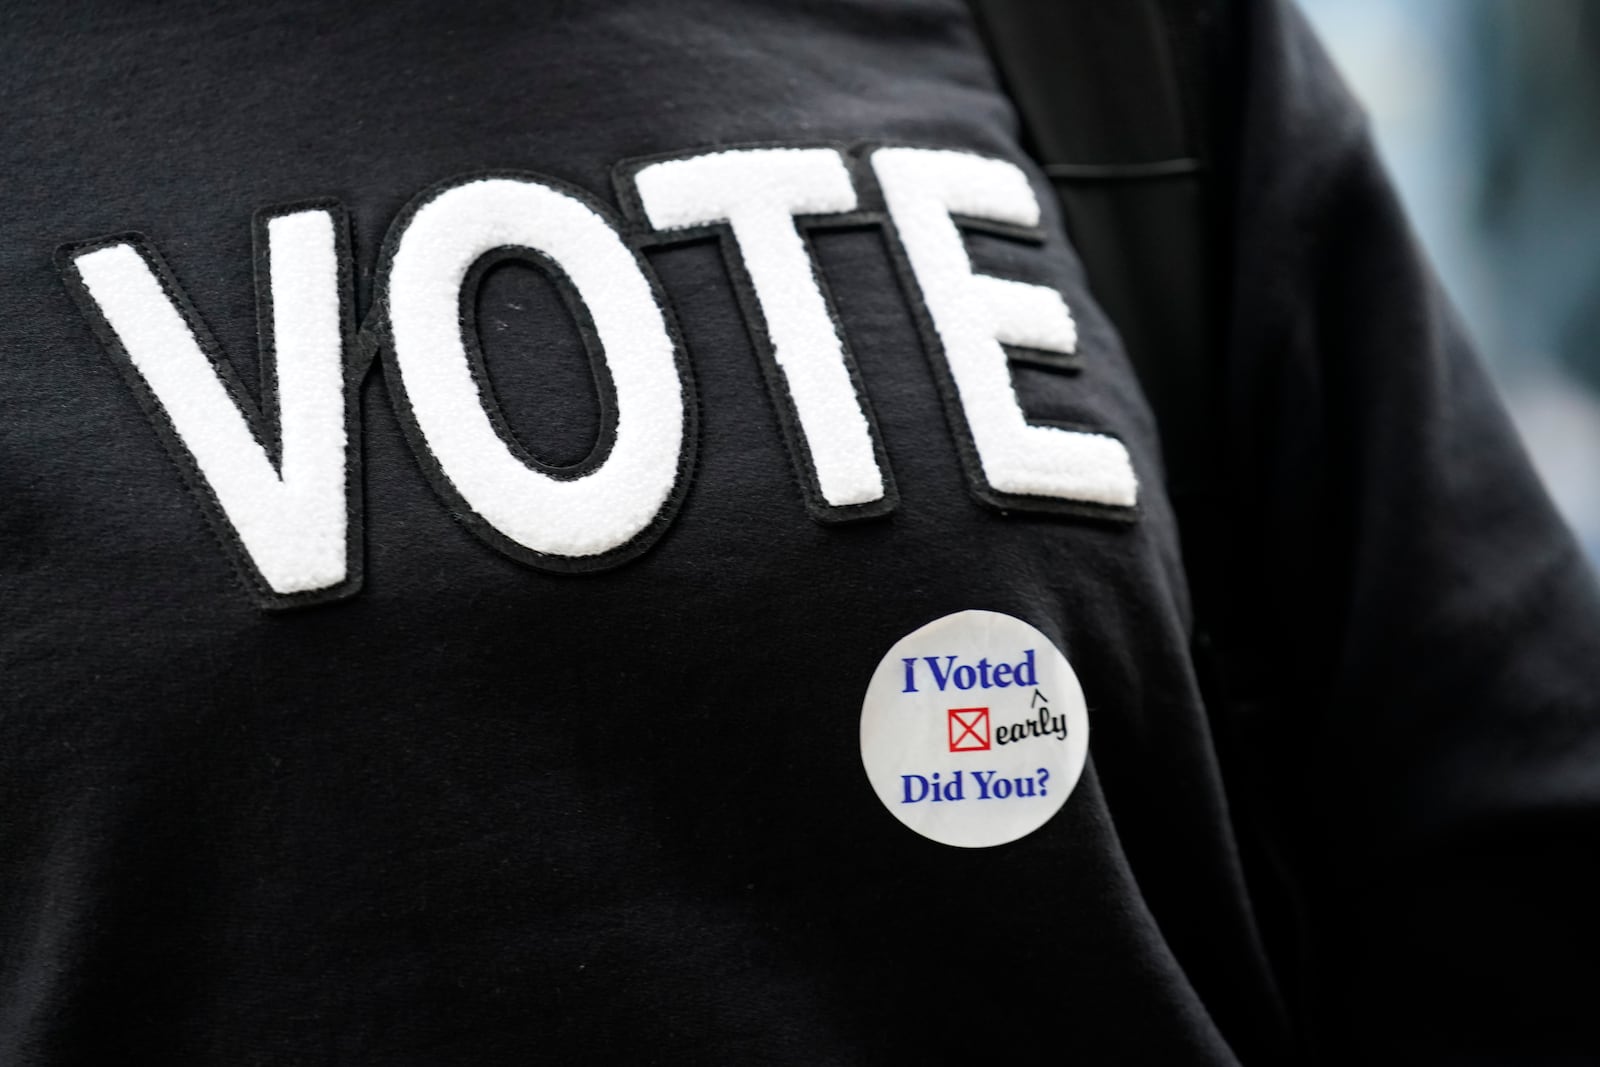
(57, 202, 363, 608)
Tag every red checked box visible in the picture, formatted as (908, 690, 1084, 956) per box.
(947, 707, 991, 752)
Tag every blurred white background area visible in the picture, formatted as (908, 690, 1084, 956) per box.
(1300, 0, 1600, 561)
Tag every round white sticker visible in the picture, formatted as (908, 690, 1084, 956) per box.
(860, 609, 1089, 848)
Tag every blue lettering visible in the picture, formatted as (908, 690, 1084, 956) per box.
(902, 651, 1038, 696)
(901, 774, 930, 803)
(1015, 649, 1038, 687)
(923, 655, 956, 691)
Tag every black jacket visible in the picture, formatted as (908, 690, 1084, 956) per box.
(1, 0, 1596, 1062)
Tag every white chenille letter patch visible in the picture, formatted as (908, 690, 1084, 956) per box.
(627, 146, 894, 520)
(376, 173, 693, 571)
(871, 146, 1139, 512)
(55, 141, 1142, 612)
(60, 204, 359, 606)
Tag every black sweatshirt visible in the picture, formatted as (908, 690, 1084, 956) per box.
(2, 1, 1596, 1062)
